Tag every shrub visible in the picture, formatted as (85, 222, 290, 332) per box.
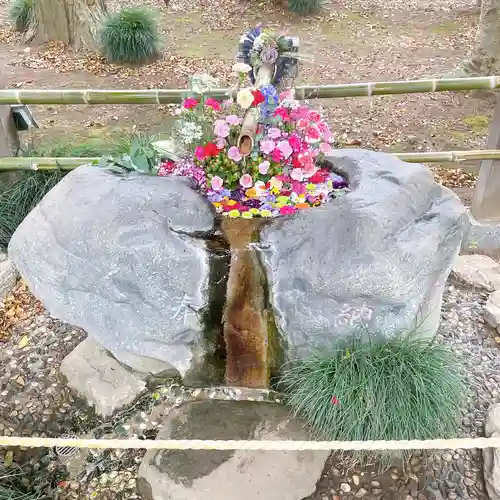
(287, 0, 322, 15)
(281, 334, 466, 468)
(8, 0, 32, 33)
(99, 8, 160, 65)
(0, 170, 66, 250)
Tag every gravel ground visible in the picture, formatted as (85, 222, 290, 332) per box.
(0, 280, 499, 499)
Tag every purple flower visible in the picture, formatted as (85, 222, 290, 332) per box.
(260, 139, 275, 155)
(260, 46, 279, 64)
(244, 198, 261, 208)
(207, 192, 223, 202)
(228, 146, 242, 162)
(226, 115, 243, 126)
(232, 188, 245, 201)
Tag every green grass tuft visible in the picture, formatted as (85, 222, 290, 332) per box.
(0, 170, 66, 250)
(8, 0, 32, 33)
(99, 8, 160, 65)
(287, 0, 322, 15)
(281, 334, 466, 467)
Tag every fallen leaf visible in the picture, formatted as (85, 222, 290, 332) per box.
(4, 451, 13, 467)
(18, 335, 29, 348)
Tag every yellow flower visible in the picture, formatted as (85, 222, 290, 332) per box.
(270, 187, 280, 196)
(260, 209, 272, 217)
(212, 202, 222, 208)
(306, 183, 315, 191)
(227, 200, 237, 206)
(250, 208, 260, 215)
(228, 209, 240, 218)
(241, 211, 253, 219)
(236, 88, 254, 109)
(277, 196, 290, 204)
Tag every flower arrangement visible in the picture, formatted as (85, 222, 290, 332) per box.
(101, 29, 348, 219)
(152, 66, 348, 219)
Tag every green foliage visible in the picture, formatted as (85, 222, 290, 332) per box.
(281, 334, 466, 467)
(287, 0, 322, 15)
(0, 170, 66, 250)
(8, 0, 32, 33)
(99, 8, 160, 65)
(99, 134, 160, 175)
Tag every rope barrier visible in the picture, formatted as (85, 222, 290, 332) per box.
(1, 435, 499, 452)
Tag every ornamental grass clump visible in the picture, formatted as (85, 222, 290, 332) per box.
(281, 335, 467, 467)
(287, 0, 322, 16)
(99, 8, 160, 65)
(8, 0, 32, 32)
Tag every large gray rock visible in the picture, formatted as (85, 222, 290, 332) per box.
(137, 400, 328, 500)
(0, 253, 17, 300)
(9, 166, 219, 383)
(258, 149, 467, 359)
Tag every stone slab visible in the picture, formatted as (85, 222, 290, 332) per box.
(137, 400, 328, 500)
(484, 403, 500, 500)
(485, 290, 500, 330)
(60, 338, 146, 418)
(452, 254, 500, 292)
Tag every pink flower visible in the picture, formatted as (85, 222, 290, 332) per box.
(195, 146, 205, 161)
(291, 106, 310, 120)
(303, 162, 318, 177)
(228, 146, 242, 162)
(214, 119, 230, 138)
(290, 168, 304, 182)
(267, 127, 282, 139)
(226, 115, 242, 125)
(260, 139, 275, 155)
(216, 138, 226, 150)
(205, 98, 221, 111)
(211, 176, 224, 191)
(279, 88, 295, 101)
(239, 174, 253, 188)
(320, 142, 334, 155)
(183, 97, 199, 109)
(331, 395, 339, 405)
(308, 111, 322, 123)
(323, 130, 334, 143)
(280, 206, 297, 215)
(258, 161, 270, 175)
(222, 99, 234, 108)
(271, 148, 283, 162)
(291, 180, 306, 195)
(306, 125, 321, 143)
(288, 134, 301, 152)
(277, 140, 293, 159)
(318, 121, 329, 132)
(297, 118, 309, 130)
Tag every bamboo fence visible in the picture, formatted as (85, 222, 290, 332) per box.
(0, 150, 498, 171)
(0, 76, 499, 104)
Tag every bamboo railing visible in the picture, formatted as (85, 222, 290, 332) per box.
(1, 150, 498, 171)
(0, 76, 499, 104)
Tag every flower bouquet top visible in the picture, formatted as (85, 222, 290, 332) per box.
(101, 28, 348, 219)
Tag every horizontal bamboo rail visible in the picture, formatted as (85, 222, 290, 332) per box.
(0, 77, 498, 105)
(0, 150, 497, 171)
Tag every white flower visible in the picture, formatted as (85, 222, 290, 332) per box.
(236, 88, 254, 109)
(190, 74, 218, 95)
(232, 62, 252, 74)
(178, 121, 203, 144)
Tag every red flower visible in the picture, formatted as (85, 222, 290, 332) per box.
(292, 156, 302, 168)
(251, 90, 265, 106)
(183, 97, 199, 109)
(274, 107, 291, 121)
(205, 98, 221, 111)
(203, 142, 219, 157)
(331, 395, 339, 405)
(271, 148, 283, 162)
(309, 172, 328, 184)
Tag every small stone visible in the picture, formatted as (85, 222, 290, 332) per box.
(340, 483, 351, 493)
(442, 452, 453, 462)
(14, 375, 25, 386)
(372, 489, 382, 496)
(371, 481, 381, 487)
(448, 492, 457, 500)
(405, 496, 413, 500)
(355, 488, 367, 498)
(464, 478, 475, 486)
(332, 468, 341, 477)
(352, 475, 360, 486)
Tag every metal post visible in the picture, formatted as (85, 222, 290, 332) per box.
(471, 95, 500, 222)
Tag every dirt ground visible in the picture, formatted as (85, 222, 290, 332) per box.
(0, 0, 494, 194)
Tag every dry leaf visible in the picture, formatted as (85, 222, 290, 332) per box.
(4, 450, 13, 467)
(18, 335, 29, 348)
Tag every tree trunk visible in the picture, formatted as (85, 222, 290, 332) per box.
(455, 0, 500, 76)
(24, 0, 107, 52)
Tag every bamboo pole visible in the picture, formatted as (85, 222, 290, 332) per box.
(0, 150, 498, 172)
(0, 77, 498, 104)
